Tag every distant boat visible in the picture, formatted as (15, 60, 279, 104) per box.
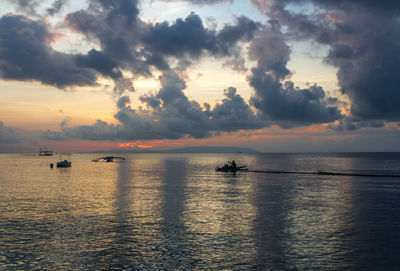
(92, 156, 126, 162)
(216, 160, 248, 172)
(39, 147, 53, 156)
(56, 160, 71, 168)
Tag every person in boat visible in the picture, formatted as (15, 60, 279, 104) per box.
(227, 160, 236, 169)
(216, 160, 247, 172)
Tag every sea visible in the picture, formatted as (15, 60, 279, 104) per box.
(0, 152, 400, 270)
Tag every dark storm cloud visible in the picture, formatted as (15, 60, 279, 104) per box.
(61, 120, 119, 141)
(251, 0, 400, 122)
(56, 72, 264, 141)
(66, 3, 260, 97)
(0, 1, 142, 92)
(0, 121, 22, 143)
(117, 95, 131, 109)
(251, 0, 337, 44)
(7, 0, 68, 16)
(0, 15, 98, 88)
(3, 0, 268, 140)
(329, 118, 385, 132)
(2, 0, 350, 142)
(65, 0, 149, 83)
(6, 0, 40, 16)
(3, 0, 260, 90)
(165, 0, 232, 5)
(326, 18, 400, 121)
(0, 121, 47, 144)
(252, 0, 400, 12)
(75, 49, 122, 79)
(89, 0, 140, 28)
(212, 87, 265, 131)
(309, 0, 400, 11)
(114, 71, 214, 139)
(66, 0, 142, 62)
(216, 16, 261, 53)
(249, 69, 342, 126)
(142, 13, 260, 59)
(46, 0, 68, 16)
(139, 94, 161, 109)
(247, 23, 342, 126)
(248, 22, 291, 80)
(142, 13, 217, 58)
(66, 1, 258, 78)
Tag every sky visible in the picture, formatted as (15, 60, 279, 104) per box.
(0, 0, 400, 153)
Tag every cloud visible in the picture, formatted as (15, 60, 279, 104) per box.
(65, 0, 147, 79)
(212, 87, 265, 131)
(248, 22, 291, 80)
(310, 0, 400, 11)
(6, 0, 41, 16)
(0, 121, 23, 143)
(6, 0, 69, 17)
(75, 49, 122, 80)
(90, 0, 140, 28)
(142, 13, 260, 63)
(251, 0, 400, 122)
(0, 14, 98, 88)
(46, 0, 68, 16)
(61, 120, 120, 141)
(75, 48, 135, 95)
(251, 0, 337, 44)
(1, 0, 353, 144)
(249, 70, 343, 126)
(114, 71, 263, 139)
(2, 1, 260, 89)
(65, 2, 260, 83)
(326, 18, 400, 121)
(0, 9, 137, 92)
(247, 22, 342, 127)
(0, 121, 48, 144)
(217, 16, 261, 49)
(142, 13, 218, 59)
(329, 119, 385, 132)
(164, 0, 232, 5)
(54, 72, 265, 141)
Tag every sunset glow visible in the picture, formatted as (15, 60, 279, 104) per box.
(118, 141, 182, 149)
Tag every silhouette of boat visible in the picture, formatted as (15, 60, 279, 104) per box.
(92, 156, 126, 162)
(216, 161, 248, 172)
(39, 147, 53, 156)
(56, 160, 71, 168)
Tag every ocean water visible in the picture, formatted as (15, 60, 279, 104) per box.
(0, 152, 400, 270)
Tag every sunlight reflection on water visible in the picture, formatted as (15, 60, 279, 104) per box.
(0, 153, 400, 269)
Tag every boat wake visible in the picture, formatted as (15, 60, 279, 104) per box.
(248, 170, 400, 178)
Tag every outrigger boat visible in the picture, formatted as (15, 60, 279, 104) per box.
(216, 160, 248, 172)
(92, 156, 126, 162)
(39, 147, 53, 156)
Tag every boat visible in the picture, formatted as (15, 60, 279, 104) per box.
(92, 156, 126, 162)
(56, 160, 71, 168)
(39, 147, 53, 156)
(216, 160, 248, 172)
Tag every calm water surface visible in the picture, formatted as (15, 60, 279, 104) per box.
(1, 153, 400, 270)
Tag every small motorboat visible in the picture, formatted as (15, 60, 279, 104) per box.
(56, 160, 71, 168)
(216, 160, 248, 172)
